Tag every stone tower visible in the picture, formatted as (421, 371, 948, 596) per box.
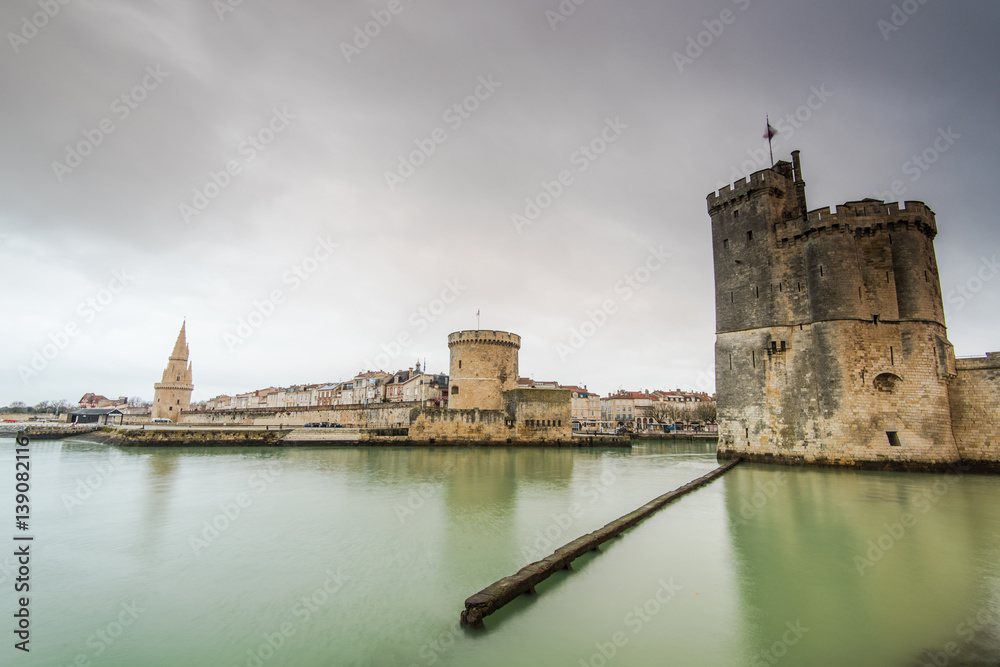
(447, 330, 520, 410)
(708, 151, 962, 469)
(152, 321, 194, 422)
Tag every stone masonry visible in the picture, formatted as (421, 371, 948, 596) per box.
(152, 322, 194, 423)
(950, 353, 1000, 465)
(709, 151, 997, 470)
(447, 330, 520, 410)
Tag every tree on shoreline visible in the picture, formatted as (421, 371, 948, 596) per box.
(1, 399, 72, 415)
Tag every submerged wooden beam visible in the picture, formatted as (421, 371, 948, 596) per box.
(460, 458, 741, 629)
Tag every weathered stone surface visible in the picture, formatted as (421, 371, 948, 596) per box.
(448, 330, 520, 411)
(950, 353, 1000, 467)
(709, 153, 996, 470)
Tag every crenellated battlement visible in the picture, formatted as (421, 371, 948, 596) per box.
(448, 330, 521, 349)
(708, 150, 999, 470)
(707, 166, 791, 211)
(771, 199, 938, 244)
(805, 200, 935, 227)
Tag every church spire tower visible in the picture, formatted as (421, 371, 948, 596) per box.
(152, 321, 194, 422)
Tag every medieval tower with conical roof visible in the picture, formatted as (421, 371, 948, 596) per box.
(152, 322, 194, 422)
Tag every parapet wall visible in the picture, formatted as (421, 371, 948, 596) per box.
(505, 388, 572, 441)
(447, 330, 521, 349)
(950, 353, 1000, 466)
(180, 403, 416, 428)
(410, 389, 572, 443)
(707, 166, 790, 211)
(409, 408, 514, 443)
(794, 200, 937, 243)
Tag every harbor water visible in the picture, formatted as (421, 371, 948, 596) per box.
(4, 439, 999, 666)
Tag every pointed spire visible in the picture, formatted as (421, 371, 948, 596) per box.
(170, 320, 188, 361)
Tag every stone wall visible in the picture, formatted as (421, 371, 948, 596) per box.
(409, 408, 514, 443)
(409, 389, 572, 443)
(180, 402, 416, 428)
(447, 330, 520, 410)
(505, 388, 572, 441)
(950, 353, 1000, 464)
(717, 319, 960, 468)
(710, 153, 971, 469)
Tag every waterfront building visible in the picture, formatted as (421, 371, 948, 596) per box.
(78, 393, 126, 409)
(709, 151, 999, 468)
(151, 322, 194, 423)
(561, 386, 600, 430)
(409, 330, 572, 443)
(352, 371, 391, 405)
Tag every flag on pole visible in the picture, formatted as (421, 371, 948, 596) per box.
(763, 116, 776, 167)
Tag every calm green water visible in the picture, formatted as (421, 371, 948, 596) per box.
(4, 439, 999, 666)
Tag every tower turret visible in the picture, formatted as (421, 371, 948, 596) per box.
(152, 321, 194, 422)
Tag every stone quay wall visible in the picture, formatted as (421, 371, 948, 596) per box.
(180, 402, 417, 428)
(950, 353, 1000, 466)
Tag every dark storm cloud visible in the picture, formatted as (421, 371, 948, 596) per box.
(2, 0, 998, 404)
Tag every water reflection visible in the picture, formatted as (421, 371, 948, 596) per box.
(724, 465, 1000, 666)
(16, 440, 999, 666)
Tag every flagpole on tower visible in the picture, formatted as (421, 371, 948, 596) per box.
(476, 309, 480, 331)
(764, 115, 776, 168)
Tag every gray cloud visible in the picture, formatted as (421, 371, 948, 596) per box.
(2, 0, 998, 404)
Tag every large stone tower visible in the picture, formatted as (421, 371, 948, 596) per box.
(447, 330, 520, 410)
(152, 321, 194, 422)
(708, 152, 962, 469)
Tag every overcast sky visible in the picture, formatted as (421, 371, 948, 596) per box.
(3, 0, 998, 406)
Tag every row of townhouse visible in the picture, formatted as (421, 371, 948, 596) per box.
(197, 365, 449, 412)
(601, 389, 717, 431)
